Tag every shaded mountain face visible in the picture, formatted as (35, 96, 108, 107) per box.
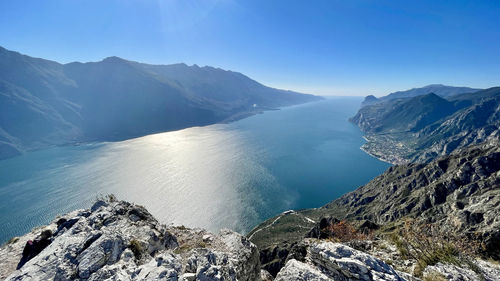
(0, 47, 321, 159)
(350, 87, 500, 164)
(352, 93, 460, 134)
(360, 95, 379, 107)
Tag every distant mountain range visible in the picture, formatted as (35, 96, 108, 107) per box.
(351, 85, 500, 163)
(361, 84, 481, 107)
(0, 47, 321, 159)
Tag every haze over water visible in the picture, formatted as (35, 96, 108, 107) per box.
(0, 97, 390, 244)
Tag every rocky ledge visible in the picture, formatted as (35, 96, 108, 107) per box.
(274, 240, 415, 281)
(0, 197, 458, 281)
(0, 197, 260, 281)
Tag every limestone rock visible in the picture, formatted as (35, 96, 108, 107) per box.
(2, 198, 260, 281)
(423, 260, 500, 281)
(260, 269, 274, 281)
(275, 240, 409, 281)
(275, 259, 331, 281)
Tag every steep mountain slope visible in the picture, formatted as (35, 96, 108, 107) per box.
(362, 84, 481, 106)
(248, 141, 500, 277)
(350, 87, 500, 164)
(324, 142, 500, 255)
(0, 47, 321, 159)
(352, 93, 459, 134)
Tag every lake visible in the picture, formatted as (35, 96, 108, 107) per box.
(0, 97, 390, 244)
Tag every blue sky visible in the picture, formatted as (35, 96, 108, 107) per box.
(1, 0, 499, 96)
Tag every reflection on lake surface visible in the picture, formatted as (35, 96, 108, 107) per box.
(0, 97, 390, 243)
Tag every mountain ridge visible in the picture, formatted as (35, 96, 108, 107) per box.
(0, 46, 321, 160)
(351, 87, 500, 164)
(361, 84, 482, 106)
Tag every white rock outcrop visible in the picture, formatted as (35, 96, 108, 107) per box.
(2, 199, 260, 281)
(275, 240, 410, 281)
(3, 198, 498, 281)
(423, 260, 500, 281)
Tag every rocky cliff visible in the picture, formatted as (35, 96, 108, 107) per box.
(248, 142, 500, 280)
(0, 197, 262, 281)
(0, 197, 425, 281)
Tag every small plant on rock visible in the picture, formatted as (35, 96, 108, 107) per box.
(128, 239, 143, 259)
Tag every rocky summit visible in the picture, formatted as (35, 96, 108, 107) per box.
(0, 196, 430, 281)
(0, 197, 261, 281)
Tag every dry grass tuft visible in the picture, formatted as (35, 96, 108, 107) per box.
(391, 219, 480, 277)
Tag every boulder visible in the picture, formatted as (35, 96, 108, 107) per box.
(2, 199, 261, 281)
(275, 240, 409, 281)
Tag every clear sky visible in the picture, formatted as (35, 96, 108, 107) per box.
(1, 0, 499, 96)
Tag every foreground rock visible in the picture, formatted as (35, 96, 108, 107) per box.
(1, 198, 260, 280)
(0, 198, 424, 281)
(3, 196, 498, 280)
(275, 240, 410, 281)
(423, 260, 500, 281)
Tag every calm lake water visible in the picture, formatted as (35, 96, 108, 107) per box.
(0, 97, 390, 244)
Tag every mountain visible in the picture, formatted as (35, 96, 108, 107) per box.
(245, 85, 500, 279)
(0, 47, 321, 159)
(352, 93, 460, 134)
(360, 95, 379, 107)
(248, 142, 500, 279)
(384, 84, 481, 99)
(350, 87, 500, 164)
(361, 84, 481, 107)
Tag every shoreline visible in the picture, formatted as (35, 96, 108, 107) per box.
(0, 98, 375, 246)
(1, 99, 323, 162)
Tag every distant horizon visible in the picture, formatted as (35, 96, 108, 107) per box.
(2, 0, 499, 96)
(2, 1, 499, 96)
(0, 46, 495, 97)
(2, 45, 493, 98)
